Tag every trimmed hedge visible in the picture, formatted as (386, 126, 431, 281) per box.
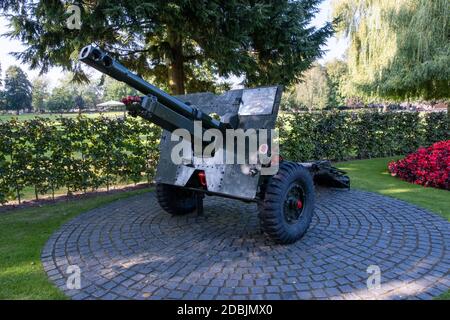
(0, 111, 448, 204)
(0, 116, 161, 204)
(278, 111, 448, 162)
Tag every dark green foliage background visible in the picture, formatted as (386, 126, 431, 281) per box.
(279, 111, 448, 162)
(0, 111, 448, 204)
(0, 116, 161, 204)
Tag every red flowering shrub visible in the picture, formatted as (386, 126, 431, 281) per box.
(388, 140, 450, 190)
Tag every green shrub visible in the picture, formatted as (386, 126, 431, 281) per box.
(279, 111, 448, 161)
(0, 116, 161, 204)
(0, 111, 447, 204)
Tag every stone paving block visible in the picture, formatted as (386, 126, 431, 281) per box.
(41, 190, 450, 300)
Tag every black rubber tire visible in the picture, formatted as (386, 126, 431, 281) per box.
(258, 161, 315, 244)
(156, 183, 196, 216)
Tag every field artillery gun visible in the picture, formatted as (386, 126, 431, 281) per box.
(79, 45, 349, 244)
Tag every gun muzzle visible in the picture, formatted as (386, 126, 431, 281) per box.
(79, 45, 232, 132)
(79, 45, 111, 74)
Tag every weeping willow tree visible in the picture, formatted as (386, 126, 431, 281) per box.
(333, 0, 450, 101)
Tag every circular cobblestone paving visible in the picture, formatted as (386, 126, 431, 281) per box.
(42, 188, 449, 300)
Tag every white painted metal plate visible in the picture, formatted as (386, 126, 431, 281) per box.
(238, 87, 277, 115)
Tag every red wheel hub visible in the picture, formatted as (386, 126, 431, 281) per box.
(296, 199, 303, 209)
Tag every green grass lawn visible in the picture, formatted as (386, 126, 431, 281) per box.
(0, 187, 151, 299)
(435, 291, 450, 300)
(336, 157, 449, 220)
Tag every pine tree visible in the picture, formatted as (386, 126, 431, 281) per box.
(1, 0, 332, 94)
(3, 66, 32, 114)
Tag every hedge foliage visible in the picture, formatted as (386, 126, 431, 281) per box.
(0, 116, 161, 204)
(0, 111, 448, 204)
(278, 111, 448, 162)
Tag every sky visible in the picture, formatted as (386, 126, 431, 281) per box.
(313, 0, 348, 62)
(0, 0, 348, 88)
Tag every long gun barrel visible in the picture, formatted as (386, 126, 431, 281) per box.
(79, 45, 230, 133)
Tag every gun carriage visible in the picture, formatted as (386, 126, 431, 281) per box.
(79, 45, 349, 244)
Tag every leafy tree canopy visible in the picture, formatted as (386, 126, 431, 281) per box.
(31, 77, 49, 112)
(46, 74, 101, 112)
(1, 0, 332, 94)
(325, 58, 348, 106)
(333, 0, 450, 101)
(46, 84, 77, 112)
(102, 77, 139, 103)
(285, 63, 330, 111)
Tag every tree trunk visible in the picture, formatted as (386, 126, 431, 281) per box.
(167, 29, 185, 95)
(16, 184, 21, 204)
